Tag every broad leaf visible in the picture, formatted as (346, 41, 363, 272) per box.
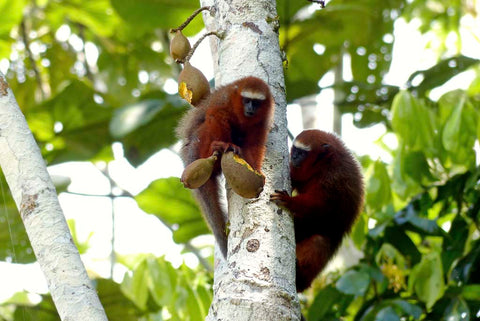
(336, 269, 370, 296)
(409, 252, 445, 309)
(135, 178, 209, 244)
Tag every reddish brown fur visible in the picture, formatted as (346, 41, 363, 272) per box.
(270, 129, 364, 291)
(176, 77, 274, 258)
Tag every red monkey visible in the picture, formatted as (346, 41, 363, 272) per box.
(270, 129, 364, 291)
(176, 77, 274, 258)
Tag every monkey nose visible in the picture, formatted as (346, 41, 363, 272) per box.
(244, 102, 256, 117)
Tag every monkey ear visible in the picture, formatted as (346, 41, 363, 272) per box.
(314, 144, 330, 164)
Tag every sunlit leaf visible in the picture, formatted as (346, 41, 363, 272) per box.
(111, 0, 203, 34)
(121, 260, 149, 310)
(409, 252, 445, 309)
(407, 56, 480, 95)
(136, 178, 210, 245)
(365, 160, 391, 211)
(391, 91, 437, 155)
(439, 90, 478, 168)
(146, 257, 177, 306)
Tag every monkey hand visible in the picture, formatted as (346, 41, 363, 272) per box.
(211, 141, 242, 155)
(270, 190, 291, 208)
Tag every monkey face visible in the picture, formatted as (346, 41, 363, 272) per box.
(290, 130, 338, 182)
(291, 145, 309, 168)
(241, 89, 267, 117)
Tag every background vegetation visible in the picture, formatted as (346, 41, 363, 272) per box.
(0, 0, 479, 320)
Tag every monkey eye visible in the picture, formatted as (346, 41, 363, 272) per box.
(242, 98, 262, 108)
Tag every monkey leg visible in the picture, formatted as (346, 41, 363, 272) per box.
(296, 234, 333, 292)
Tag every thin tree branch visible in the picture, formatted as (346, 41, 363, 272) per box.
(20, 19, 45, 100)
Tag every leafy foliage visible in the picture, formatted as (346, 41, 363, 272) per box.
(136, 177, 209, 244)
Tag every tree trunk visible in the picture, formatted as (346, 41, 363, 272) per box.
(0, 73, 107, 321)
(199, 0, 301, 320)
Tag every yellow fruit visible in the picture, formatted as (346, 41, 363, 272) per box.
(221, 152, 265, 198)
(181, 154, 217, 189)
(170, 30, 191, 61)
(178, 62, 210, 106)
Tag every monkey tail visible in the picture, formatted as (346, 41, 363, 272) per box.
(193, 177, 228, 258)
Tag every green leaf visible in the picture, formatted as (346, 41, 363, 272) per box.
(67, 219, 92, 254)
(308, 285, 352, 321)
(383, 226, 421, 265)
(115, 95, 187, 167)
(391, 91, 436, 155)
(392, 144, 423, 200)
(439, 90, 478, 167)
(409, 252, 445, 309)
(451, 240, 480, 284)
(442, 215, 469, 273)
(336, 269, 370, 296)
(28, 80, 114, 164)
(48, 0, 119, 37)
(0, 0, 27, 57)
(111, 0, 203, 34)
(136, 178, 210, 245)
(394, 203, 445, 236)
(97, 279, 146, 321)
(110, 99, 165, 138)
(407, 56, 480, 95)
(146, 257, 177, 306)
(401, 150, 435, 184)
(375, 243, 405, 267)
(462, 285, 480, 301)
(365, 160, 392, 211)
(335, 82, 399, 128)
(121, 260, 149, 310)
(351, 214, 367, 248)
(375, 306, 400, 321)
(390, 299, 422, 319)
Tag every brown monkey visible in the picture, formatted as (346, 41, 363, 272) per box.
(176, 76, 274, 258)
(270, 129, 364, 291)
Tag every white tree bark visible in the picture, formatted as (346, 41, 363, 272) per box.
(199, 1, 301, 320)
(0, 73, 107, 321)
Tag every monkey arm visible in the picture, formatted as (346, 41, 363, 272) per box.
(270, 190, 326, 219)
(196, 110, 234, 158)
